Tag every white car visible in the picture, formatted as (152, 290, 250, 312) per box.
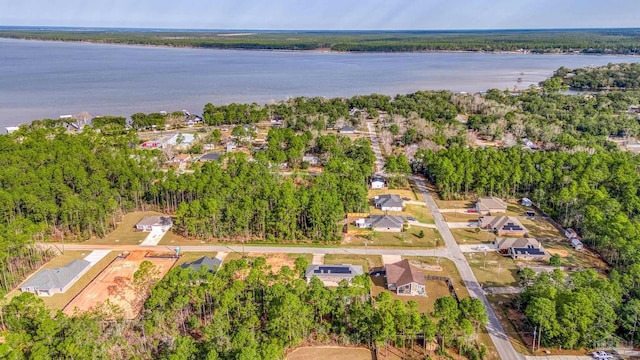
(592, 350, 613, 360)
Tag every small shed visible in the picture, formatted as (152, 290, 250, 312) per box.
(565, 228, 578, 239)
(339, 126, 356, 134)
(570, 238, 584, 251)
(521, 197, 533, 207)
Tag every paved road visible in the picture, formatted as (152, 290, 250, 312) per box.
(411, 175, 522, 360)
(41, 243, 452, 258)
(366, 121, 385, 174)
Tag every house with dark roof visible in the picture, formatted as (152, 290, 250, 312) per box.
(305, 264, 364, 286)
(355, 215, 405, 232)
(181, 256, 221, 272)
(494, 238, 548, 261)
(479, 216, 527, 237)
(385, 259, 426, 296)
(135, 216, 173, 232)
(199, 153, 222, 162)
(338, 126, 357, 134)
(374, 194, 404, 212)
(20, 259, 91, 296)
(475, 197, 508, 215)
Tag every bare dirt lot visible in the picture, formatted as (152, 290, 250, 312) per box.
(63, 251, 175, 319)
(287, 346, 373, 360)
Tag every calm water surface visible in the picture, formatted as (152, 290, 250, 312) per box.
(1, 38, 639, 126)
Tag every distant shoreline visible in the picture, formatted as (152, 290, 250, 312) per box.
(4, 36, 640, 57)
(1, 27, 640, 55)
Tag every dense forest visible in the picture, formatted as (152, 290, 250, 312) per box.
(2, 28, 640, 54)
(0, 257, 489, 359)
(414, 146, 640, 348)
(167, 134, 375, 242)
(545, 63, 640, 90)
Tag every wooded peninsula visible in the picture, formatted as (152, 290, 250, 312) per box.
(1, 28, 640, 54)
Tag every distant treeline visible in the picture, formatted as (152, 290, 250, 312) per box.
(2, 28, 640, 54)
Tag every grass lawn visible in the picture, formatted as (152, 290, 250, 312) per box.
(347, 229, 441, 248)
(506, 203, 533, 216)
(159, 230, 206, 245)
(324, 254, 382, 272)
(369, 187, 418, 201)
(434, 199, 474, 210)
(402, 257, 470, 299)
(451, 228, 496, 245)
(442, 212, 480, 222)
(466, 252, 520, 287)
(173, 252, 218, 268)
(543, 241, 609, 270)
(85, 211, 167, 246)
(520, 219, 564, 239)
(404, 204, 434, 224)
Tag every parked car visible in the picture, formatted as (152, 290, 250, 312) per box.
(592, 350, 614, 360)
(406, 216, 417, 221)
(467, 209, 477, 213)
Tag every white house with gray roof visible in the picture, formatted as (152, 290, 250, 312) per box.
(355, 215, 405, 232)
(374, 194, 404, 211)
(135, 216, 173, 232)
(20, 259, 91, 296)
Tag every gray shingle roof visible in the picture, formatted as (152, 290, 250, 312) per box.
(365, 215, 405, 229)
(199, 153, 222, 162)
(21, 259, 91, 292)
(374, 194, 404, 209)
(181, 256, 221, 271)
(136, 216, 173, 227)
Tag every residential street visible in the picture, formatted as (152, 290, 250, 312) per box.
(366, 121, 385, 174)
(411, 175, 522, 360)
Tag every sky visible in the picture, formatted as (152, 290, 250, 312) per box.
(0, 0, 638, 30)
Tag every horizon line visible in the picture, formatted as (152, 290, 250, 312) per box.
(1, 25, 640, 32)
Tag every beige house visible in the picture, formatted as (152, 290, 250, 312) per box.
(494, 238, 548, 261)
(476, 196, 508, 215)
(385, 260, 426, 296)
(479, 216, 527, 237)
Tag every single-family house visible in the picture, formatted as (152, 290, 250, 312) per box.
(5, 126, 20, 134)
(355, 215, 405, 232)
(371, 176, 385, 189)
(20, 259, 91, 296)
(476, 197, 508, 215)
(374, 194, 404, 212)
(494, 238, 548, 261)
(302, 154, 319, 166)
(181, 256, 221, 272)
(521, 197, 533, 207)
(226, 141, 237, 153)
(199, 152, 222, 162)
(570, 238, 584, 251)
(167, 133, 195, 147)
(339, 126, 356, 134)
(135, 216, 173, 232)
(305, 264, 364, 286)
(385, 259, 426, 296)
(172, 154, 191, 164)
(479, 216, 527, 237)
